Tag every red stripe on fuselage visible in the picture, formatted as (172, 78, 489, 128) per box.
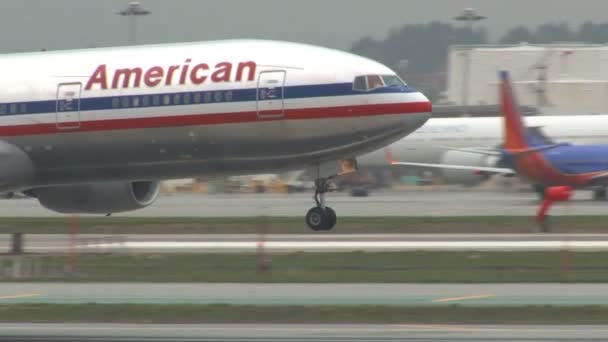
(0, 102, 431, 137)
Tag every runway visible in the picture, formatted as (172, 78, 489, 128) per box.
(0, 188, 606, 217)
(7, 233, 608, 252)
(1, 323, 607, 341)
(1, 283, 608, 306)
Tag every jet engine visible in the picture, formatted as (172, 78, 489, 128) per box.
(31, 181, 160, 214)
(439, 151, 500, 186)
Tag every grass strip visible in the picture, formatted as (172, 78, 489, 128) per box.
(0, 304, 607, 324)
(0, 216, 607, 234)
(5, 251, 608, 283)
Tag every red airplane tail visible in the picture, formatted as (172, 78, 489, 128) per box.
(500, 71, 530, 152)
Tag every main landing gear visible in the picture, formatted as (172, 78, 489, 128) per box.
(306, 178, 337, 231)
(593, 187, 607, 201)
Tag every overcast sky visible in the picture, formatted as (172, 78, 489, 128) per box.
(1, 0, 607, 52)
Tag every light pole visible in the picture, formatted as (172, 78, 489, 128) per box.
(454, 8, 485, 110)
(117, 1, 151, 45)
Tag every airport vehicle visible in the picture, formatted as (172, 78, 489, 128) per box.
(0, 40, 431, 231)
(390, 71, 608, 206)
(360, 113, 608, 190)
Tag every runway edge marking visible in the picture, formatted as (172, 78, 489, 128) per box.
(432, 294, 496, 303)
(0, 293, 40, 300)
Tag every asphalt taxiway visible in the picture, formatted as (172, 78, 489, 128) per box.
(1, 323, 607, 341)
(1, 283, 608, 306)
(0, 188, 605, 217)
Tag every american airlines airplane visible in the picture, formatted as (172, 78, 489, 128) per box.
(360, 114, 608, 191)
(0, 40, 431, 231)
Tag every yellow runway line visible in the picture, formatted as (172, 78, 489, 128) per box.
(0, 293, 40, 300)
(433, 294, 495, 303)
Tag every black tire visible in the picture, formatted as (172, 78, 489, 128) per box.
(539, 216, 551, 233)
(306, 207, 328, 231)
(324, 207, 337, 230)
(593, 188, 607, 201)
(533, 184, 546, 200)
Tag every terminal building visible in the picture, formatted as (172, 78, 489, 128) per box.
(446, 43, 608, 114)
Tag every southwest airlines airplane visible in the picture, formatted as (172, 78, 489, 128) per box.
(361, 113, 608, 192)
(0, 40, 431, 231)
(390, 71, 608, 201)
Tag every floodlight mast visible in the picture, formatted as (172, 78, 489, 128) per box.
(454, 7, 486, 111)
(117, 1, 151, 45)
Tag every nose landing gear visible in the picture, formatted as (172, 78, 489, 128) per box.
(306, 178, 337, 231)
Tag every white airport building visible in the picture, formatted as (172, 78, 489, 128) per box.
(446, 43, 608, 114)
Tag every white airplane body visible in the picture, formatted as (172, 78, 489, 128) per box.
(0, 39, 431, 230)
(360, 115, 608, 185)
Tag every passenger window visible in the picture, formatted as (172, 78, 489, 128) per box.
(163, 95, 171, 106)
(214, 92, 223, 102)
(0, 104, 6, 115)
(225, 91, 233, 102)
(194, 93, 202, 103)
(173, 94, 181, 105)
(132, 97, 140, 107)
(142, 95, 150, 107)
(183, 93, 191, 104)
(153, 95, 160, 106)
(10, 104, 17, 114)
(204, 92, 212, 103)
(121, 97, 130, 108)
(353, 76, 367, 91)
(112, 98, 120, 108)
(19, 103, 27, 113)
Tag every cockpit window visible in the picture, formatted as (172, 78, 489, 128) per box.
(382, 75, 406, 87)
(353, 75, 386, 91)
(353, 76, 367, 91)
(353, 74, 406, 91)
(367, 75, 384, 90)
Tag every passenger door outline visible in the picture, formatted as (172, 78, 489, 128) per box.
(256, 70, 286, 119)
(56, 82, 82, 130)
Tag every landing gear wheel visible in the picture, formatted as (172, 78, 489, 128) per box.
(306, 207, 329, 231)
(539, 216, 551, 233)
(305, 207, 337, 231)
(593, 188, 607, 201)
(306, 177, 338, 231)
(325, 207, 337, 229)
(533, 184, 546, 200)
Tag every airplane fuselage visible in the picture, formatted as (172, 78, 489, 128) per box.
(359, 115, 608, 168)
(516, 144, 608, 186)
(0, 40, 431, 191)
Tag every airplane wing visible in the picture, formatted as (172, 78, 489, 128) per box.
(438, 143, 568, 158)
(438, 146, 502, 156)
(389, 161, 515, 175)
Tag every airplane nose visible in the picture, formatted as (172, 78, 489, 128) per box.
(387, 89, 431, 137)
(393, 89, 432, 125)
(405, 89, 433, 114)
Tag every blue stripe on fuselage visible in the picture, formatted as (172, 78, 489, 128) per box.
(0, 83, 418, 117)
(543, 144, 608, 174)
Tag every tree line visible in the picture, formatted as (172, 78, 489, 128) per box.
(350, 21, 608, 101)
